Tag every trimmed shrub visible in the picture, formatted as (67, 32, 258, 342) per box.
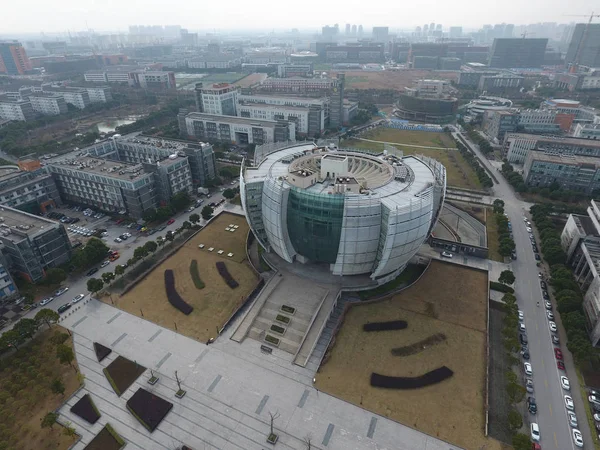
(363, 320, 407, 332)
(164, 270, 193, 315)
(215, 261, 239, 289)
(490, 281, 514, 293)
(370, 366, 454, 389)
(189, 260, 205, 289)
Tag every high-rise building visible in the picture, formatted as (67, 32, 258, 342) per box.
(329, 73, 345, 128)
(358, 25, 363, 37)
(0, 41, 32, 75)
(566, 23, 600, 69)
(488, 38, 548, 68)
(345, 24, 351, 35)
(351, 25, 357, 36)
(372, 27, 389, 43)
(449, 27, 463, 38)
(194, 83, 238, 116)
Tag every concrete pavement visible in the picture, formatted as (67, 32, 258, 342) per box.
(459, 132, 588, 450)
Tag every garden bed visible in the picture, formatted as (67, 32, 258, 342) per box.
(216, 261, 239, 288)
(281, 305, 295, 314)
(126, 388, 173, 432)
(84, 424, 125, 450)
(275, 314, 290, 324)
(270, 324, 286, 335)
(103, 356, 146, 397)
(265, 335, 280, 346)
(370, 366, 454, 389)
(93, 342, 112, 362)
(164, 270, 194, 315)
(363, 320, 407, 332)
(70, 394, 101, 424)
(391, 333, 447, 356)
(189, 259, 205, 289)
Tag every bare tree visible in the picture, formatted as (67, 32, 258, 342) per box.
(303, 434, 312, 449)
(268, 411, 280, 436)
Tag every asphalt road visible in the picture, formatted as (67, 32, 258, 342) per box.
(455, 131, 589, 449)
(5, 184, 236, 329)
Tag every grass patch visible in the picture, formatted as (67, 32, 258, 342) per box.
(84, 424, 125, 450)
(265, 335, 280, 346)
(189, 260, 205, 289)
(0, 327, 81, 450)
(342, 129, 482, 190)
(103, 356, 146, 397)
(316, 261, 493, 450)
(358, 264, 424, 300)
(270, 324, 286, 335)
(485, 208, 503, 262)
(113, 212, 259, 342)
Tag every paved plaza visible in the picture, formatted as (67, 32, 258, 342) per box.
(58, 299, 463, 450)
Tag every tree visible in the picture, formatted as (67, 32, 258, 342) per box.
(512, 433, 531, 450)
(142, 208, 157, 222)
(189, 213, 200, 224)
(156, 206, 173, 222)
(165, 231, 175, 245)
(42, 268, 67, 286)
(170, 191, 191, 212)
(56, 344, 76, 372)
(492, 199, 505, 214)
(51, 377, 65, 395)
(201, 205, 214, 221)
(1, 329, 24, 350)
(101, 272, 115, 284)
(223, 188, 236, 199)
(506, 381, 526, 403)
(156, 236, 165, 248)
(498, 270, 516, 285)
(268, 411, 280, 439)
(507, 408, 523, 431)
(14, 318, 38, 339)
(181, 221, 191, 230)
(63, 421, 76, 437)
(134, 246, 149, 260)
(40, 412, 58, 429)
(114, 264, 125, 279)
(144, 240, 158, 255)
(87, 278, 104, 295)
(35, 309, 60, 329)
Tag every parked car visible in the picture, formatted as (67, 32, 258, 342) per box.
(86, 267, 98, 276)
(568, 411, 578, 428)
(57, 303, 72, 314)
(519, 323, 526, 332)
(541, 280, 547, 289)
(593, 413, 600, 422)
(100, 260, 110, 268)
(530, 422, 540, 441)
(520, 333, 528, 345)
(573, 429, 584, 447)
(39, 296, 54, 306)
(545, 300, 552, 310)
(547, 311, 555, 320)
(518, 310, 524, 321)
(565, 395, 575, 410)
(522, 350, 530, 360)
(558, 361, 566, 370)
(527, 396, 537, 414)
(552, 334, 560, 345)
(54, 287, 69, 297)
(589, 395, 600, 406)
(526, 378, 534, 393)
(526, 227, 533, 232)
(555, 348, 564, 360)
(114, 237, 122, 243)
(561, 376, 571, 390)
(524, 362, 533, 376)
(71, 294, 85, 304)
(167, 219, 175, 225)
(549, 321, 557, 333)
(534, 253, 541, 261)
(440, 251, 453, 258)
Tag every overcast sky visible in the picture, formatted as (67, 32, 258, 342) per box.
(2, 0, 597, 35)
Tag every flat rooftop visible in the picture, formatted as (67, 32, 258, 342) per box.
(529, 151, 600, 166)
(118, 133, 189, 151)
(0, 205, 58, 239)
(184, 112, 280, 128)
(237, 102, 309, 111)
(509, 133, 600, 148)
(48, 156, 150, 181)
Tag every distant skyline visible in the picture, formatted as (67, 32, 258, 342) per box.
(2, 0, 597, 35)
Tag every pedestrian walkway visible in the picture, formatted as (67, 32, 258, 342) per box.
(58, 300, 463, 450)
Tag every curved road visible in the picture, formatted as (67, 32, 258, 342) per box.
(456, 131, 591, 450)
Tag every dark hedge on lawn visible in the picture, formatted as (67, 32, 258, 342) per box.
(363, 320, 408, 332)
(370, 366, 454, 389)
(216, 261, 239, 289)
(70, 393, 101, 424)
(103, 356, 146, 397)
(93, 342, 112, 362)
(126, 387, 173, 433)
(164, 270, 194, 315)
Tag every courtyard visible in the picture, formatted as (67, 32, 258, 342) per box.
(114, 212, 259, 342)
(315, 261, 501, 450)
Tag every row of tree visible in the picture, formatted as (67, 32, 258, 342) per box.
(0, 308, 62, 352)
(141, 191, 191, 223)
(454, 139, 493, 188)
(492, 200, 516, 258)
(115, 98, 192, 135)
(461, 124, 493, 154)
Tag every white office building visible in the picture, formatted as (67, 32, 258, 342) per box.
(0, 98, 35, 121)
(237, 103, 311, 134)
(195, 83, 238, 116)
(28, 94, 68, 116)
(85, 86, 113, 103)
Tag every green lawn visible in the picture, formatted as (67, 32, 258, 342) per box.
(485, 208, 503, 262)
(356, 128, 456, 148)
(358, 264, 424, 300)
(201, 73, 246, 84)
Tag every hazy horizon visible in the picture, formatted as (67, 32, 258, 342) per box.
(2, 0, 597, 35)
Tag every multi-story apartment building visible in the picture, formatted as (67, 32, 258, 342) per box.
(28, 94, 68, 116)
(505, 133, 600, 163)
(484, 110, 520, 141)
(0, 167, 61, 213)
(0, 254, 17, 301)
(518, 109, 560, 133)
(56, 88, 91, 110)
(180, 111, 296, 145)
(276, 63, 313, 78)
(0, 97, 35, 121)
(0, 206, 72, 283)
(194, 83, 238, 116)
(85, 86, 113, 103)
(131, 71, 176, 89)
(0, 41, 32, 75)
(523, 152, 600, 194)
(561, 200, 600, 346)
(488, 38, 548, 68)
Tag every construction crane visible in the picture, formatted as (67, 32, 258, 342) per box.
(565, 12, 600, 72)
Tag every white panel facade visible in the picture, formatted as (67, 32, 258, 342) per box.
(261, 178, 295, 263)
